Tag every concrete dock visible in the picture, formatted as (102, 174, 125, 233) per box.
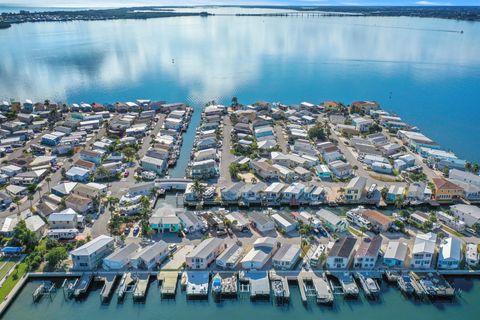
(133, 273, 150, 301)
(99, 274, 117, 303)
(157, 271, 178, 297)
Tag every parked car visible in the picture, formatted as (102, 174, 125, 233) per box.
(168, 244, 177, 252)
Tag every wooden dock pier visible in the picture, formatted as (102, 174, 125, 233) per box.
(99, 274, 118, 303)
(133, 273, 150, 301)
(157, 271, 178, 297)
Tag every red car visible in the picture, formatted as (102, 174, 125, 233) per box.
(124, 171, 129, 177)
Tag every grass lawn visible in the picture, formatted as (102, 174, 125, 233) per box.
(0, 262, 28, 301)
(0, 258, 18, 280)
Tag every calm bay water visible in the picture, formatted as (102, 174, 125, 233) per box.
(0, 15, 479, 162)
(3, 277, 480, 320)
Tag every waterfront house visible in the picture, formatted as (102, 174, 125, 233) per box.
(196, 137, 217, 151)
(186, 237, 225, 269)
(128, 182, 156, 197)
(178, 211, 206, 233)
(432, 178, 463, 202)
(282, 182, 305, 202)
(225, 212, 250, 231)
(149, 214, 181, 233)
(221, 182, 246, 202)
(406, 182, 431, 203)
(272, 244, 301, 270)
(383, 241, 409, 267)
(361, 209, 393, 232)
(386, 185, 405, 203)
(410, 232, 437, 269)
(191, 159, 218, 179)
(437, 237, 461, 270)
(436, 211, 465, 231)
(328, 160, 353, 179)
(216, 243, 244, 269)
(272, 213, 298, 233)
(450, 204, 480, 227)
(240, 182, 267, 204)
(353, 235, 382, 269)
(263, 182, 286, 203)
(103, 243, 139, 270)
(250, 160, 279, 181)
(65, 194, 93, 215)
(141, 156, 166, 176)
(130, 241, 169, 270)
(70, 235, 114, 270)
(194, 148, 217, 162)
(249, 212, 275, 233)
(449, 169, 480, 187)
(316, 209, 348, 232)
(397, 130, 437, 152)
(241, 237, 278, 270)
(344, 177, 367, 202)
(466, 243, 479, 267)
(326, 237, 357, 269)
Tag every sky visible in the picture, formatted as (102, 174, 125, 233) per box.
(1, 0, 479, 8)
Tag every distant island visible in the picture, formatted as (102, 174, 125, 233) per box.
(0, 6, 479, 27)
(0, 7, 211, 27)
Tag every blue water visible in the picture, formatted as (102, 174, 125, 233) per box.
(0, 15, 479, 165)
(3, 277, 480, 320)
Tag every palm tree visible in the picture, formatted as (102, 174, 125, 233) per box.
(45, 177, 51, 190)
(27, 195, 34, 208)
(96, 166, 108, 179)
(192, 179, 206, 200)
(14, 199, 21, 216)
(140, 195, 150, 210)
(37, 186, 42, 200)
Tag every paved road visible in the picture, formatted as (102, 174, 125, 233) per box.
(274, 124, 288, 152)
(218, 115, 236, 187)
(92, 114, 166, 237)
(328, 123, 407, 187)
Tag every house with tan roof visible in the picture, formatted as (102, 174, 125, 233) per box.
(432, 178, 463, 202)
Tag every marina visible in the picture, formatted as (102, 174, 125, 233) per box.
(0, 5, 479, 320)
(4, 273, 480, 320)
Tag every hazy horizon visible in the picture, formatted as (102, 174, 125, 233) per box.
(1, 0, 479, 9)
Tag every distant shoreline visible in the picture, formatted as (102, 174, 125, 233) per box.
(0, 5, 479, 27)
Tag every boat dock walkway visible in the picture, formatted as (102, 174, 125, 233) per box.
(239, 271, 270, 299)
(133, 273, 150, 301)
(99, 274, 117, 303)
(297, 271, 333, 304)
(157, 271, 178, 297)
